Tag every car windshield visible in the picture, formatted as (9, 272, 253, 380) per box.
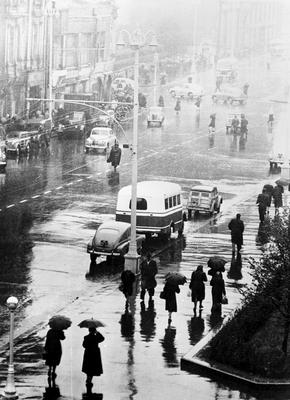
(91, 129, 111, 136)
(95, 228, 120, 243)
(191, 191, 200, 197)
(201, 192, 210, 197)
(7, 131, 21, 139)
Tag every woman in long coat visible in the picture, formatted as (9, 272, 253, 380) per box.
(189, 265, 207, 313)
(44, 328, 65, 379)
(163, 282, 180, 325)
(210, 271, 226, 314)
(82, 327, 105, 393)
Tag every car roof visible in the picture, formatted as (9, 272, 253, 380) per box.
(118, 181, 181, 197)
(98, 221, 131, 232)
(191, 185, 216, 192)
(91, 127, 112, 133)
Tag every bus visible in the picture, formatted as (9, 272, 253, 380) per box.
(116, 181, 184, 239)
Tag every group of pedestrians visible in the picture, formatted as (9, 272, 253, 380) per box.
(256, 183, 284, 222)
(44, 325, 104, 396)
(120, 250, 228, 327)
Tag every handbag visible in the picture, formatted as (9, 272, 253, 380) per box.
(221, 295, 228, 305)
(159, 291, 166, 299)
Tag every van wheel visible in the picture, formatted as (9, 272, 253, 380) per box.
(145, 233, 151, 240)
(106, 256, 113, 264)
(158, 232, 170, 241)
(188, 209, 192, 220)
(90, 254, 97, 263)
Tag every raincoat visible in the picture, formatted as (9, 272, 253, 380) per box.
(163, 282, 180, 312)
(82, 331, 104, 376)
(189, 269, 207, 302)
(44, 328, 65, 366)
(228, 217, 244, 246)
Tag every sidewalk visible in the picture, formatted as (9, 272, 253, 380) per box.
(0, 189, 269, 400)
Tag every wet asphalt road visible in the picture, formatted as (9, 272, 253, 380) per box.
(0, 57, 289, 399)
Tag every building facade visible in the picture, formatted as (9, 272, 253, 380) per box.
(0, 0, 117, 118)
(217, 0, 283, 58)
(53, 0, 117, 104)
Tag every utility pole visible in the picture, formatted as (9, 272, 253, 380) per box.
(25, 0, 33, 118)
(216, 0, 222, 64)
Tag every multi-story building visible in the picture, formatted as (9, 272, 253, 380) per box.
(0, 0, 117, 118)
(216, 0, 283, 58)
(0, 0, 46, 117)
(53, 0, 117, 104)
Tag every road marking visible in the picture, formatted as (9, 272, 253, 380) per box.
(56, 186, 63, 190)
(19, 199, 28, 203)
(31, 195, 40, 199)
(86, 176, 92, 179)
(64, 164, 88, 175)
(6, 204, 15, 208)
(44, 191, 52, 195)
(75, 179, 83, 182)
(66, 182, 74, 186)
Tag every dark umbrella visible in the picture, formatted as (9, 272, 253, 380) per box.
(165, 272, 187, 285)
(207, 256, 227, 273)
(48, 315, 72, 330)
(275, 178, 290, 186)
(78, 318, 105, 329)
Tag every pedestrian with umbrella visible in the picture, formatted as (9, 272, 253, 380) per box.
(256, 189, 269, 223)
(174, 98, 181, 115)
(210, 271, 226, 315)
(107, 141, 121, 172)
(207, 256, 227, 276)
(189, 265, 207, 314)
(79, 318, 105, 395)
(160, 272, 186, 325)
(44, 315, 71, 383)
(273, 183, 284, 215)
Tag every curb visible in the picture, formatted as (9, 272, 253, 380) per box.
(181, 312, 290, 388)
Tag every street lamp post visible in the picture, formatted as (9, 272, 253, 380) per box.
(46, 1, 56, 121)
(153, 52, 159, 106)
(116, 30, 158, 274)
(2, 296, 19, 400)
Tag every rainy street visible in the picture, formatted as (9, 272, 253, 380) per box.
(0, 53, 289, 400)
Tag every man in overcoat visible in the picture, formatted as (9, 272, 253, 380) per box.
(228, 213, 244, 255)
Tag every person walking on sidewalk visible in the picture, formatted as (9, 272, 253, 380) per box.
(174, 98, 181, 115)
(161, 281, 180, 325)
(210, 271, 226, 314)
(273, 184, 284, 215)
(140, 252, 158, 302)
(228, 213, 244, 256)
(120, 269, 136, 310)
(44, 328, 65, 383)
(107, 141, 121, 172)
(256, 190, 269, 223)
(82, 327, 104, 395)
(189, 265, 207, 314)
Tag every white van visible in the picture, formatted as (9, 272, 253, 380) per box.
(116, 181, 184, 239)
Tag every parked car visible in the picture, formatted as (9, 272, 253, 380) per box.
(85, 127, 117, 154)
(212, 87, 247, 105)
(147, 106, 165, 127)
(169, 83, 204, 99)
(0, 145, 6, 171)
(6, 130, 45, 156)
(187, 185, 222, 218)
(87, 221, 144, 262)
(52, 111, 86, 137)
(216, 57, 238, 82)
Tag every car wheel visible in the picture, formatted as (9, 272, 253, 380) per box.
(145, 233, 151, 240)
(188, 209, 192, 220)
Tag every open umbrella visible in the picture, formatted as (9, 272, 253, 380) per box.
(165, 272, 187, 285)
(48, 315, 72, 330)
(208, 256, 227, 273)
(78, 318, 105, 329)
